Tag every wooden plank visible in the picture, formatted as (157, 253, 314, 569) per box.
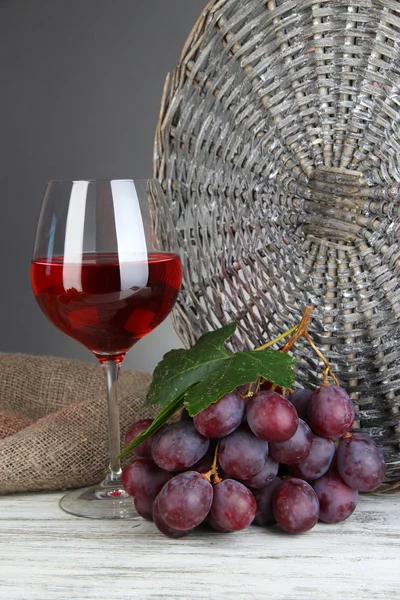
(0, 492, 399, 599)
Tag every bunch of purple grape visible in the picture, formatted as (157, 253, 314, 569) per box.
(122, 385, 386, 538)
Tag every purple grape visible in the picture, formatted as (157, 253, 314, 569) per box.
(125, 418, 156, 458)
(253, 477, 283, 526)
(153, 493, 192, 538)
(273, 478, 320, 533)
(337, 433, 386, 492)
(246, 391, 299, 442)
(207, 513, 231, 533)
(134, 495, 154, 521)
(307, 386, 355, 438)
(218, 425, 269, 479)
(157, 471, 213, 530)
(193, 391, 245, 438)
(289, 435, 335, 481)
(151, 422, 209, 472)
(290, 389, 313, 421)
(240, 456, 279, 489)
(211, 479, 256, 531)
(312, 471, 358, 523)
(121, 458, 170, 500)
(269, 419, 313, 464)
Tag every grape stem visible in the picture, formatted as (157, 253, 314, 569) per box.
(255, 323, 301, 352)
(245, 382, 255, 398)
(304, 333, 340, 386)
(203, 440, 222, 485)
(251, 378, 262, 397)
(280, 306, 340, 386)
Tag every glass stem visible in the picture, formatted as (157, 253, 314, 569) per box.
(101, 360, 122, 483)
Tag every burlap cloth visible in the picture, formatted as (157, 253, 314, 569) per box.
(0, 353, 156, 494)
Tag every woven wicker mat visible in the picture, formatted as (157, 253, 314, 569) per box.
(0, 353, 154, 494)
(154, 0, 400, 482)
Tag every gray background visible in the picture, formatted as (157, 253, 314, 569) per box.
(0, 0, 206, 372)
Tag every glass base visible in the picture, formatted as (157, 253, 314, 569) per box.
(59, 478, 137, 519)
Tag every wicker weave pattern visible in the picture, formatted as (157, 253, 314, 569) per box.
(154, 0, 400, 480)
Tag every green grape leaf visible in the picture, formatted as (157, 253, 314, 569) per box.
(119, 322, 297, 460)
(144, 322, 236, 407)
(184, 350, 296, 416)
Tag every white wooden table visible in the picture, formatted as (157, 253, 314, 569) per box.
(0, 491, 399, 600)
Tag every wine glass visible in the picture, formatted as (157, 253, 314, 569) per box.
(31, 179, 182, 519)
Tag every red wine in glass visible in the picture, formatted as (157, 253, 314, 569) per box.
(31, 179, 182, 519)
(31, 252, 182, 363)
